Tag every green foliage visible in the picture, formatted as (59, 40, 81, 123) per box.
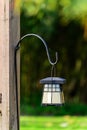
(59, 0, 87, 21)
(20, 0, 87, 24)
(21, 0, 58, 16)
(20, 0, 87, 107)
(20, 116, 87, 130)
(20, 103, 87, 116)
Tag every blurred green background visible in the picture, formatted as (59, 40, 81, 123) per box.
(15, 0, 87, 118)
(15, 0, 87, 129)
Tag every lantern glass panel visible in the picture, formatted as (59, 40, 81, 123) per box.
(52, 92, 61, 104)
(55, 84, 60, 91)
(44, 84, 48, 91)
(40, 77, 66, 105)
(42, 91, 51, 104)
(52, 91, 64, 104)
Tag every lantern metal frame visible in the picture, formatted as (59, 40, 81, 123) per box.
(40, 77, 66, 106)
(14, 33, 58, 130)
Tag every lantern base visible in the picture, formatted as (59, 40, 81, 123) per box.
(41, 103, 64, 106)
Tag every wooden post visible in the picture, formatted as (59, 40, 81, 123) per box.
(0, 0, 20, 130)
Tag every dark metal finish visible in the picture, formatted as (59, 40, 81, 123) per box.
(42, 103, 64, 106)
(14, 33, 58, 130)
(40, 77, 66, 84)
(15, 33, 58, 66)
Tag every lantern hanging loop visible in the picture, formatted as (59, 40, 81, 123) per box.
(15, 33, 58, 66)
(14, 33, 58, 130)
(51, 65, 56, 77)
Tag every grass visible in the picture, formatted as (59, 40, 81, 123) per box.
(20, 116, 87, 130)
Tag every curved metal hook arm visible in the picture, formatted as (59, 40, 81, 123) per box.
(14, 33, 58, 130)
(15, 33, 58, 65)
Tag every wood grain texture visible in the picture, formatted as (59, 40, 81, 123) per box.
(0, 0, 20, 129)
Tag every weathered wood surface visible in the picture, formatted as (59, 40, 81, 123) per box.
(0, 0, 20, 129)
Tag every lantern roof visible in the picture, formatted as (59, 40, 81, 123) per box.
(40, 77, 66, 84)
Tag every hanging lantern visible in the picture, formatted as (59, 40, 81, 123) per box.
(40, 77, 66, 106)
